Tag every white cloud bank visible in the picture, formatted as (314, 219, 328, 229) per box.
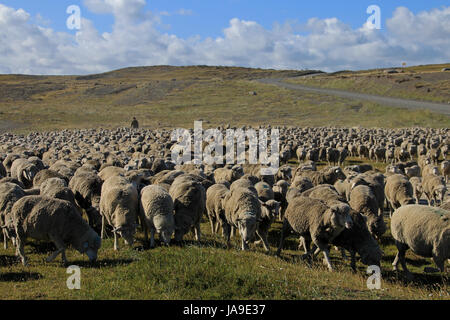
(0, 1, 449, 75)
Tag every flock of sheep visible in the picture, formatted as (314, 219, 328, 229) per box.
(0, 126, 449, 281)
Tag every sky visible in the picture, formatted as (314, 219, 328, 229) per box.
(0, 0, 449, 75)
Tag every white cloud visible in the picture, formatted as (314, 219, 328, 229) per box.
(0, 2, 448, 75)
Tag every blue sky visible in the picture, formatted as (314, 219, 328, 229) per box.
(3, 0, 448, 37)
(0, 0, 449, 74)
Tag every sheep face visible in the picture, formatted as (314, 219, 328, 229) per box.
(237, 214, 257, 250)
(80, 232, 101, 262)
(367, 215, 387, 240)
(434, 186, 447, 204)
(154, 214, 175, 245)
(261, 200, 280, 220)
(116, 226, 136, 246)
(329, 205, 353, 230)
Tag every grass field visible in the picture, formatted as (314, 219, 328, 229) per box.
(286, 63, 450, 104)
(1, 65, 449, 133)
(0, 157, 448, 300)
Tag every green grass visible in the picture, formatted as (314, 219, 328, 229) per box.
(1, 210, 448, 300)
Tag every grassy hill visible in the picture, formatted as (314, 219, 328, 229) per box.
(286, 63, 450, 104)
(0, 65, 449, 133)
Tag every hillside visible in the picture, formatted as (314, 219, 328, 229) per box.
(0, 65, 449, 133)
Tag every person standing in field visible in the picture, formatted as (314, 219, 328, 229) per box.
(131, 117, 139, 129)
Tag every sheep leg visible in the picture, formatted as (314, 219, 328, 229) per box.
(276, 220, 290, 256)
(230, 226, 236, 238)
(101, 216, 105, 239)
(255, 229, 270, 253)
(46, 236, 67, 264)
(194, 223, 201, 242)
(3, 230, 7, 250)
(214, 221, 221, 234)
(223, 223, 232, 248)
(209, 216, 216, 235)
(314, 238, 334, 271)
(149, 227, 156, 249)
(350, 251, 357, 272)
(16, 236, 28, 267)
(113, 231, 119, 251)
(393, 241, 412, 278)
(432, 256, 445, 273)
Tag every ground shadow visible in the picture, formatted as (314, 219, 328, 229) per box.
(70, 258, 135, 269)
(0, 272, 42, 282)
(0, 254, 19, 267)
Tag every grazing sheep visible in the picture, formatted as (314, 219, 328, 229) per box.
(391, 205, 450, 278)
(277, 196, 353, 271)
(169, 175, 206, 242)
(40, 177, 77, 206)
(223, 187, 261, 250)
(206, 184, 229, 234)
(10, 159, 40, 189)
(100, 175, 139, 250)
(422, 175, 447, 206)
(11, 196, 101, 266)
(331, 210, 383, 271)
(384, 174, 415, 216)
(140, 185, 175, 247)
(349, 185, 386, 239)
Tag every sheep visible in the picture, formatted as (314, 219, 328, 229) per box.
(2, 153, 21, 175)
(140, 185, 175, 247)
(409, 177, 423, 204)
(10, 158, 40, 189)
(384, 174, 415, 216)
(205, 184, 229, 234)
(422, 175, 447, 206)
(255, 199, 280, 252)
(100, 175, 139, 250)
(11, 196, 101, 266)
(331, 210, 383, 271)
(441, 160, 449, 184)
(391, 205, 450, 278)
(349, 185, 386, 240)
(222, 187, 261, 250)
(276, 196, 353, 271)
(0, 162, 6, 177)
(291, 175, 314, 191)
(0, 182, 27, 248)
(297, 166, 346, 187)
(40, 177, 77, 206)
(213, 165, 244, 184)
(254, 181, 274, 202)
(98, 166, 125, 181)
(273, 180, 289, 220)
(276, 165, 292, 182)
(33, 169, 68, 188)
(69, 171, 103, 233)
(169, 175, 206, 243)
(404, 165, 421, 178)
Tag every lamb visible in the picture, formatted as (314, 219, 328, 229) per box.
(391, 205, 450, 278)
(384, 174, 415, 216)
(276, 196, 353, 271)
(422, 175, 447, 206)
(140, 185, 175, 247)
(69, 171, 103, 233)
(349, 185, 386, 240)
(205, 183, 229, 234)
(169, 175, 206, 243)
(222, 187, 261, 250)
(100, 175, 139, 250)
(11, 196, 101, 266)
(10, 158, 40, 189)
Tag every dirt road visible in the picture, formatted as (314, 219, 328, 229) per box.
(257, 78, 450, 115)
